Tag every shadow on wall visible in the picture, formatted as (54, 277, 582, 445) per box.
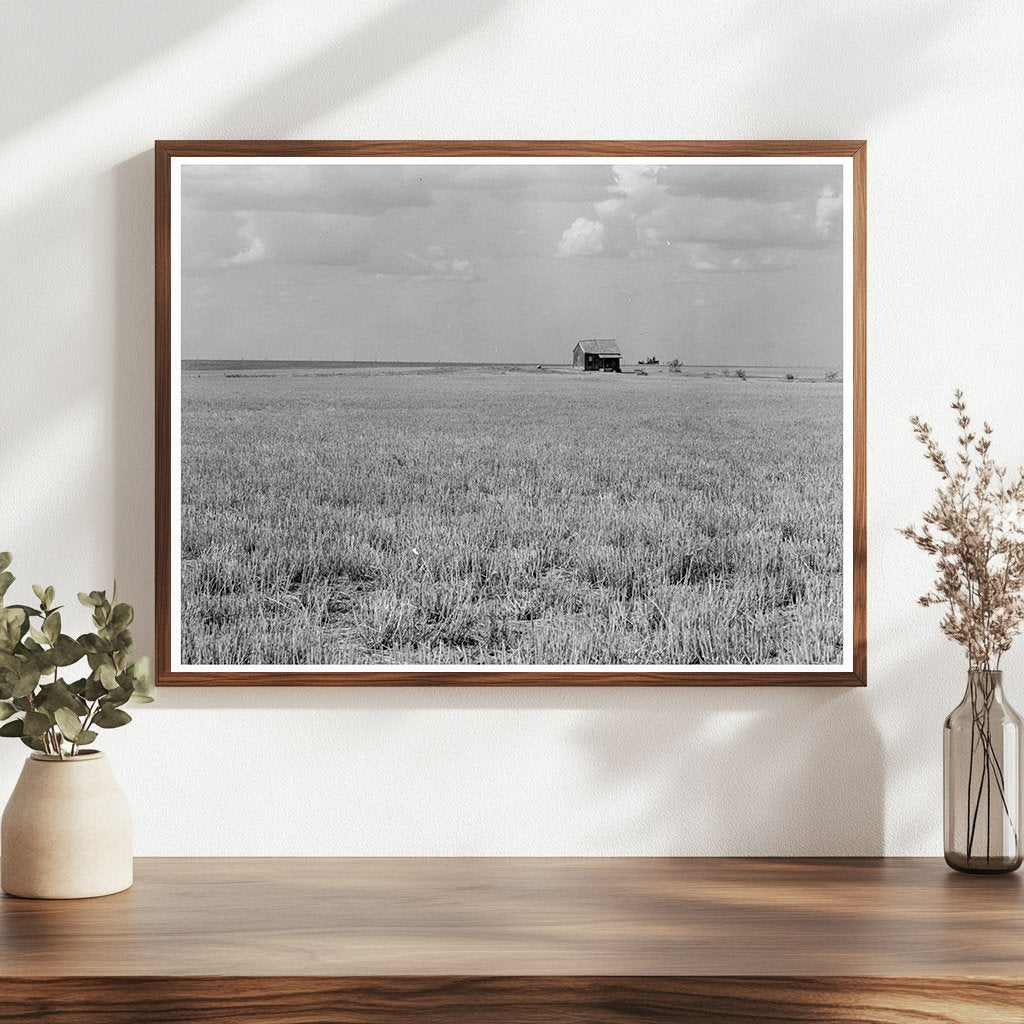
(13, 0, 987, 854)
(145, 681, 886, 856)
(106, 0, 897, 857)
(112, 151, 157, 651)
(0, 1, 245, 139)
(573, 687, 885, 855)
(732, 0, 974, 134)
(107, 0, 511, 659)
(204, 0, 511, 137)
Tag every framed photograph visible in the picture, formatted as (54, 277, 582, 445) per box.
(156, 141, 865, 686)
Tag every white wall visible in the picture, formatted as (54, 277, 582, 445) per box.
(1, 0, 1022, 855)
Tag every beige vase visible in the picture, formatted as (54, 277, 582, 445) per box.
(1, 751, 133, 899)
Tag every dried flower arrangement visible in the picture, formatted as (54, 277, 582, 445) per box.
(903, 390, 1024, 869)
(902, 390, 1024, 669)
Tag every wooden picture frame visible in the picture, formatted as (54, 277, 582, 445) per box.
(156, 140, 866, 686)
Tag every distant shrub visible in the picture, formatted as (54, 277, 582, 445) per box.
(785, 373, 795, 381)
(825, 371, 839, 382)
(735, 369, 747, 381)
(669, 358, 681, 374)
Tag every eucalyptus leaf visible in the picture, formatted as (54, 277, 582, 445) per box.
(7, 604, 42, 619)
(0, 559, 152, 749)
(42, 611, 60, 644)
(49, 635, 85, 667)
(104, 685, 132, 708)
(37, 679, 88, 717)
(83, 675, 108, 701)
(54, 707, 85, 741)
(22, 711, 50, 738)
(0, 607, 26, 651)
(128, 657, 154, 702)
(110, 603, 133, 629)
(11, 666, 41, 699)
(93, 705, 132, 729)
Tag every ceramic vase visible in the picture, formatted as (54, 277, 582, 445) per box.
(1, 751, 133, 898)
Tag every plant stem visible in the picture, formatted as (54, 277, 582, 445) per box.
(964, 670, 1018, 863)
(53, 665, 63, 760)
(966, 677, 978, 851)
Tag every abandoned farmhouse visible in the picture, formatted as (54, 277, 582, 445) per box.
(572, 339, 621, 372)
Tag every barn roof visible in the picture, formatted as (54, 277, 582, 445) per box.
(575, 339, 621, 355)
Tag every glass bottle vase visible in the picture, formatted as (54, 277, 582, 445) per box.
(944, 669, 1023, 873)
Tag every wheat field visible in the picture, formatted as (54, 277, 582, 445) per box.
(179, 365, 844, 666)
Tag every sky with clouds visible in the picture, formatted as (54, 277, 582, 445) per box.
(180, 161, 844, 366)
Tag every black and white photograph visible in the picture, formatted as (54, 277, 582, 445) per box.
(163, 146, 861, 682)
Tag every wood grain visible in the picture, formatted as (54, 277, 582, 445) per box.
(0, 976, 1021, 1024)
(1, 858, 1021, 1023)
(155, 140, 867, 687)
(2, 857, 1020, 977)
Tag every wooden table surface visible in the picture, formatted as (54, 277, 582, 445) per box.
(2, 857, 1023, 1023)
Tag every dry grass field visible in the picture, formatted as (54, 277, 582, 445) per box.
(179, 365, 844, 666)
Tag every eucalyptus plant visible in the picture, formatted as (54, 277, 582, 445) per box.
(0, 553, 153, 759)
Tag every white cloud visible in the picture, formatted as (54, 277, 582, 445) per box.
(686, 243, 798, 274)
(815, 186, 842, 238)
(557, 164, 844, 263)
(556, 166, 667, 258)
(557, 217, 605, 256)
(220, 214, 266, 266)
(608, 164, 664, 213)
(594, 197, 625, 220)
(372, 248, 481, 280)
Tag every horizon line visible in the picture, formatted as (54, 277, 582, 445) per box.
(181, 358, 842, 369)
